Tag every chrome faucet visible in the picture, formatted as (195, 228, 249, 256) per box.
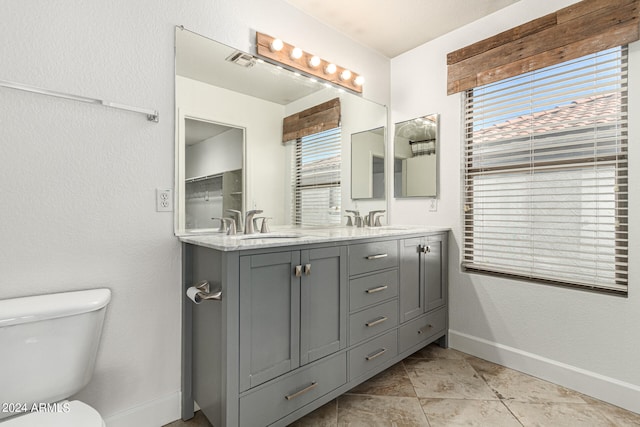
(225, 209, 243, 233)
(244, 209, 263, 234)
(368, 210, 386, 227)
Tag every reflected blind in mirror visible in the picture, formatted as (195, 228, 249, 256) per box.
(463, 46, 628, 295)
(292, 127, 342, 226)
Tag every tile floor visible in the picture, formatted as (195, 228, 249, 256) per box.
(167, 343, 640, 426)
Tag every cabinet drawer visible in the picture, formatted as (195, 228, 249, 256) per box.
(398, 307, 446, 354)
(349, 299, 398, 346)
(350, 269, 398, 312)
(239, 353, 346, 427)
(349, 329, 398, 381)
(349, 240, 398, 276)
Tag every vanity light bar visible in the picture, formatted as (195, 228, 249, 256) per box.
(255, 32, 363, 94)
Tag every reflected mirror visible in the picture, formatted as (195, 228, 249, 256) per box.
(175, 27, 387, 234)
(183, 118, 243, 230)
(394, 114, 439, 198)
(351, 127, 385, 199)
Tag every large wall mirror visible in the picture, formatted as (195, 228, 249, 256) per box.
(175, 27, 387, 234)
(393, 114, 439, 198)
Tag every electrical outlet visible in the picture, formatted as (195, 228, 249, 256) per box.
(429, 198, 438, 212)
(156, 188, 173, 212)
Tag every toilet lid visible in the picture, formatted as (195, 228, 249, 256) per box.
(0, 401, 104, 427)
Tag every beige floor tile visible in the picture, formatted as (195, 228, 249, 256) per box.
(407, 342, 465, 360)
(288, 399, 338, 427)
(337, 394, 429, 426)
(420, 398, 521, 427)
(505, 401, 617, 426)
(579, 395, 640, 426)
(465, 356, 586, 404)
(347, 362, 417, 397)
(404, 357, 497, 400)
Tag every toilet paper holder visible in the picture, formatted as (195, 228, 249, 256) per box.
(190, 280, 222, 302)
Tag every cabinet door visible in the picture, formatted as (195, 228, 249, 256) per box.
(425, 234, 447, 312)
(239, 251, 300, 391)
(300, 246, 347, 365)
(400, 237, 424, 323)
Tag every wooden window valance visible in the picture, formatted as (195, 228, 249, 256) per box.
(282, 98, 341, 143)
(447, 0, 640, 95)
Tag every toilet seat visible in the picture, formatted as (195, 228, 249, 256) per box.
(0, 400, 104, 426)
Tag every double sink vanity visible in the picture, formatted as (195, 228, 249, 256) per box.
(174, 27, 447, 426)
(180, 225, 448, 426)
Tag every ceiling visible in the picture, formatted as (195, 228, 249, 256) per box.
(283, 0, 520, 58)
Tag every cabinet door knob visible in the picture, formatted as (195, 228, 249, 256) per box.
(294, 265, 302, 277)
(304, 264, 311, 276)
(420, 245, 431, 254)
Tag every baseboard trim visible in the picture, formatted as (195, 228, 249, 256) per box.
(449, 330, 640, 414)
(104, 391, 181, 427)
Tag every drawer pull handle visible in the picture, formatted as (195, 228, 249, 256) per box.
(365, 316, 388, 327)
(366, 253, 388, 260)
(294, 265, 302, 277)
(285, 381, 317, 400)
(417, 324, 433, 335)
(304, 264, 311, 276)
(420, 245, 431, 254)
(365, 285, 388, 294)
(365, 348, 387, 361)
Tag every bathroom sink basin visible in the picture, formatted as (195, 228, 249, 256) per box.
(376, 226, 411, 231)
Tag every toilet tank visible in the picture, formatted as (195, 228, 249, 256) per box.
(0, 289, 111, 418)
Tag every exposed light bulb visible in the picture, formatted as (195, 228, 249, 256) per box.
(324, 63, 337, 75)
(354, 75, 365, 86)
(340, 69, 352, 81)
(308, 55, 321, 68)
(270, 39, 284, 52)
(290, 47, 303, 60)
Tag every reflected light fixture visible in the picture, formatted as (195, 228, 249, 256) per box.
(256, 32, 363, 93)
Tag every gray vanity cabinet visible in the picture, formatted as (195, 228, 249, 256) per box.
(399, 233, 447, 322)
(239, 246, 347, 392)
(183, 230, 448, 427)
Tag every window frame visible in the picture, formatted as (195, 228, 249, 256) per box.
(462, 46, 628, 296)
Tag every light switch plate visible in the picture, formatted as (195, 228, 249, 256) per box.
(429, 199, 438, 212)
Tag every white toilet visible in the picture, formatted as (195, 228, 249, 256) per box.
(0, 288, 111, 426)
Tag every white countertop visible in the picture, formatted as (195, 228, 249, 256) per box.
(178, 225, 450, 251)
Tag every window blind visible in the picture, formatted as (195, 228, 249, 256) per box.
(292, 127, 342, 226)
(463, 46, 628, 294)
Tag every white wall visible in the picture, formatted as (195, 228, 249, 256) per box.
(391, 0, 640, 413)
(0, 1, 389, 426)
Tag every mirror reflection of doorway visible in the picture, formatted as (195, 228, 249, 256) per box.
(184, 118, 243, 230)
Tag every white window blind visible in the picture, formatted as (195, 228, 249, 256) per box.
(292, 127, 341, 226)
(463, 46, 628, 294)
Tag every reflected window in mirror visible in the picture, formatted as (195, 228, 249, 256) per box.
(394, 114, 439, 198)
(351, 127, 385, 200)
(291, 127, 342, 226)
